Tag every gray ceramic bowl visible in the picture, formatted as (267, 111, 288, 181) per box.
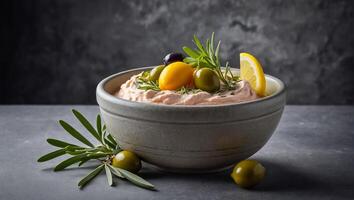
(97, 67, 286, 173)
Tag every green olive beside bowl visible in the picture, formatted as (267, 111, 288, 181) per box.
(112, 150, 141, 173)
(231, 160, 266, 188)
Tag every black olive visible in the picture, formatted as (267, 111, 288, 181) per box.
(163, 53, 185, 66)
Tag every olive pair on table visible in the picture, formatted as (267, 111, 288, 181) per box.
(148, 53, 221, 93)
(113, 153, 266, 189)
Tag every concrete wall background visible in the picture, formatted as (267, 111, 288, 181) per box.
(1, 0, 354, 104)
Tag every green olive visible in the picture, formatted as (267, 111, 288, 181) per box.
(231, 160, 266, 188)
(193, 68, 220, 92)
(149, 65, 165, 81)
(111, 150, 141, 173)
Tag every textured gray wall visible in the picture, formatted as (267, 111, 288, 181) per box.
(1, 0, 354, 104)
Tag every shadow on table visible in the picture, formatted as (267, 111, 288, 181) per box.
(140, 160, 353, 199)
(254, 160, 354, 199)
(255, 160, 322, 191)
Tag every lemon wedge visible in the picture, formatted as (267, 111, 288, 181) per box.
(240, 52, 266, 96)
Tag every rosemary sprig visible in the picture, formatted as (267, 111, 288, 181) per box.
(178, 86, 202, 95)
(183, 32, 239, 90)
(38, 109, 155, 190)
(136, 33, 240, 93)
(136, 71, 160, 91)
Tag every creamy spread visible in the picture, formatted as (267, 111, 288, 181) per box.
(115, 75, 259, 105)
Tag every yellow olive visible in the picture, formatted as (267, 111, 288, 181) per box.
(159, 61, 194, 90)
(149, 65, 165, 81)
(111, 150, 141, 173)
(231, 160, 266, 188)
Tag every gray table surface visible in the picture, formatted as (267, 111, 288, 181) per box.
(0, 105, 353, 200)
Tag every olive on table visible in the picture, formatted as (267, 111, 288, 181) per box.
(111, 150, 142, 173)
(231, 160, 266, 188)
(149, 65, 165, 81)
(163, 52, 185, 66)
(193, 68, 220, 92)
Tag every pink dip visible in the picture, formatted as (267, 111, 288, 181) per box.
(115, 75, 259, 105)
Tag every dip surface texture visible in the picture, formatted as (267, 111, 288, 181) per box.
(115, 75, 259, 105)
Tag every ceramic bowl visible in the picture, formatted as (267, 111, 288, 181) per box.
(96, 67, 286, 173)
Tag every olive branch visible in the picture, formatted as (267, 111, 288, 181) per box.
(37, 109, 155, 190)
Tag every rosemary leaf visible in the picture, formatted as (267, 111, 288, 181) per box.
(86, 152, 113, 158)
(54, 154, 88, 171)
(104, 164, 113, 186)
(215, 41, 221, 65)
(210, 32, 215, 53)
(78, 164, 104, 189)
(182, 46, 199, 58)
(59, 120, 94, 148)
(37, 149, 66, 162)
(184, 33, 236, 90)
(117, 168, 155, 190)
(72, 109, 101, 142)
(193, 34, 205, 53)
(46, 138, 78, 148)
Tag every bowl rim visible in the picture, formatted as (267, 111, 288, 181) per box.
(96, 66, 286, 110)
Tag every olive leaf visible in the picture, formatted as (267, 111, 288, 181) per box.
(38, 109, 156, 190)
(108, 165, 124, 179)
(59, 120, 94, 147)
(54, 154, 88, 171)
(104, 164, 113, 186)
(107, 134, 117, 146)
(193, 34, 205, 52)
(78, 164, 104, 189)
(37, 149, 66, 162)
(72, 109, 101, 142)
(117, 168, 155, 190)
(47, 138, 78, 148)
(78, 158, 90, 167)
(96, 114, 102, 137)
